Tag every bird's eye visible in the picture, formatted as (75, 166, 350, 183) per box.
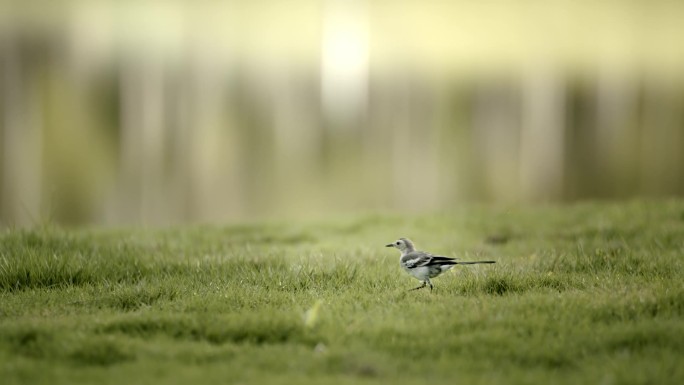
(395, 241, 400, 245)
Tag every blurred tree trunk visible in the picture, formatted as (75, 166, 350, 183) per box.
(118, 55, 165, 224)
(520, 64, 565, 201)
(0, 38, 43, 226)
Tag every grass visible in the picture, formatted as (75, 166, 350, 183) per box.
(1, 200, 683, 384)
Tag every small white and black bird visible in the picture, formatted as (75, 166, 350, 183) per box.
(386, 238, 495, 291)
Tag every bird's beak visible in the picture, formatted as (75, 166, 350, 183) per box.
(385, 243, 394, 247)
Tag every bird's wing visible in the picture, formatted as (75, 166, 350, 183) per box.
(402, 251, 456, 268)
(401, 251, 430, 268)
(425, 255, 458, 266)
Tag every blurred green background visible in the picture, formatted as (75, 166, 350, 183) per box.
(1, 0, 683, 227)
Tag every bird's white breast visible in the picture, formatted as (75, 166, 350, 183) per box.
(409, 266, 431, 280)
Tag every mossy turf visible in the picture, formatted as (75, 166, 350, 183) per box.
(1, 200, 683, 384)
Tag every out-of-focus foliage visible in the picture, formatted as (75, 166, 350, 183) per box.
(1, 1, 683, 226)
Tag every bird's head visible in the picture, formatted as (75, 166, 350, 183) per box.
(385, 238, 415, 253)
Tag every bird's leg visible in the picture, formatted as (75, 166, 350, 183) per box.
(410, 281, 427, 291)
(427, 279, 433, 292)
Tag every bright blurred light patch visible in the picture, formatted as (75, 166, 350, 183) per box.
(321, 0, 368, 126)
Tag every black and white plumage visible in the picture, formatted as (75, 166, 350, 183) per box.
(385, 238, 495, 291)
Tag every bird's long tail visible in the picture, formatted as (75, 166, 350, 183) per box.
(457, 261, 496, 264)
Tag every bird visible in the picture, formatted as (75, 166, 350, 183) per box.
(385, 238, 495, 291)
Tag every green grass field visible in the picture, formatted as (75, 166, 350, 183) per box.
(1, 200, 683, 384)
